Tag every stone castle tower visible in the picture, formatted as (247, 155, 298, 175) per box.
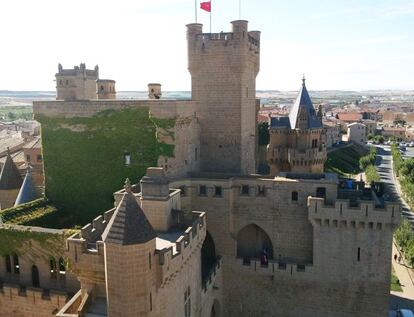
(56, 63, 99, 101)
(97, 79, 116, 99)
(267, 78, 327, 175)
(187, 20, 260, 174)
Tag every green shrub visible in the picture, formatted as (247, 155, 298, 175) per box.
(365, 165, 380, 184)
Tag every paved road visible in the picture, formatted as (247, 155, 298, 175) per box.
(375, 146, 413, 223)
(375, 145, 414, 312)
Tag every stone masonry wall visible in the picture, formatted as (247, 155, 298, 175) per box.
(0, 284, 67, 317)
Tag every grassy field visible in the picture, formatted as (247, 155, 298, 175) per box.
(37, 107, 175, 227)
(324, 144, 367, 177)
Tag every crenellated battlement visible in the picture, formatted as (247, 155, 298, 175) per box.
(79, 208, 115, 243)
(0, 282, 68, 307)
(236, 258, 315, 279)
(307, 196, 401, 228)
(156, 211, 206, 288)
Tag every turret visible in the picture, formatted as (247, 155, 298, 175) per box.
(148, 83, 162, 99)
(267, 78, 327, 175)
(97, 79, 116, 99)
(186, 20, 260, 174)
(55, 63, 99, 100)
(102, 180, 157, 317)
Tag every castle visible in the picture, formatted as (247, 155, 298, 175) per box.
(0, 20, 400, 317)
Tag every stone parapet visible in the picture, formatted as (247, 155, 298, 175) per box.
(33, 99, 196, 119)
(156, 211, 206, 288)
(235, 258, 315, 279)
(308, 196, 401, 228)
(0, 282, 68, 316)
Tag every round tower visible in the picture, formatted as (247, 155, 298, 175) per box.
(103, 181, 156, 317)
(96, 79, 116, 99)
(148, 83, 162, 99)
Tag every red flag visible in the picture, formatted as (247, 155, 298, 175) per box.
(200, 1, 211, 12)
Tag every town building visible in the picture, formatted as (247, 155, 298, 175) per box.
(346, 122, 367, 145)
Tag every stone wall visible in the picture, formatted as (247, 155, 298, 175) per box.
(170, 174, 398, 317)
(0, 283, 67, 317)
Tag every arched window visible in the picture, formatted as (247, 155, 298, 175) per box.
(50, 258, 57, 278)
(59, 257, 66, 275)
(236, 224, 273, 261)
(100, 85, 104, 91)
(32, 265, 40, 287)
(13, 254, 19, 274)
(4, 255, 11, 273)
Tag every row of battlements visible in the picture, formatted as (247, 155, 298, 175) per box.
(79, 208, 115, 244)
(237, 258, 315, 278)
(307, 197, 401, 225)
(0, 282, 67, 302)
(157, 211, 206, 288)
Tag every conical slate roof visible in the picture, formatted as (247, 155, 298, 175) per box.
(102, 189, 156, 245)
(0, 153, 23, 190)
(288, 78, 323, 130)
(14, 169, 40, 206)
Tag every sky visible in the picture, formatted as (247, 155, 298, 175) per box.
(0, 0, 413, 91)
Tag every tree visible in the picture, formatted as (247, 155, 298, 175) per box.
(258, 122, 270, 146)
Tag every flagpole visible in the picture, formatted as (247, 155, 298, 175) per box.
(195, 0, 198, 23)
(210, 0, 212, 33)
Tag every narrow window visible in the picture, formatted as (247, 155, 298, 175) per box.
(13, 254, 19, 274)
(26, 155, 31, 162)
(149, 252, 152, 269)
(214, 186, 222, 197)
(50, 258, 57, 278)
(357, 248, 361, 262)
(59, 80, 63, 85)
(150, 292, 153, 311)
(124, 151, 131, 166)
(100, 85, 104, 91)
(257, 185, 266, 197)
(5, 255, 11, 273)
(241, 185, 249, 196)
(195, 148, 198, 161)
(199, 185, 207, 196)
(37, 154, 42, 162)
(291, 191, 298, 202)
(32, 265, 40, 287)
(316, 187, 326, 199)
(59, 257, 66, 275)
